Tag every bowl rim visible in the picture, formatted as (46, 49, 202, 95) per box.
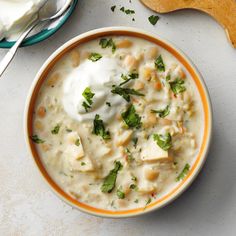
(24, 26, 213, 218)
(0, 0, 78, 48)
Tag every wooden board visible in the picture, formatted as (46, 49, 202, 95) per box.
(141, 0, 236, 48)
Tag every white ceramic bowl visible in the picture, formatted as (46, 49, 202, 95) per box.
(24, 27, 213, 218)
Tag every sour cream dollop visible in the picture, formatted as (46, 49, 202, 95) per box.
(0, 0, 59, 40)
(63, 57, 127, 123)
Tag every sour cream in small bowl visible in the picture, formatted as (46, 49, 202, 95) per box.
(0, 0, 78, 48)
(25, 27, 212, 218)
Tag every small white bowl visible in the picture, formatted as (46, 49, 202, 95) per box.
(24, 27, 213, 218)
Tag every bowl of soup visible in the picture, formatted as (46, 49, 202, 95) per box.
(25, 27, 212, 218)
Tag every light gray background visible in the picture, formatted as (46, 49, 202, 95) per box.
(0, 0, 235, 235)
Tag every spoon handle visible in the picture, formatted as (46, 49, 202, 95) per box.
(0, 20, 39, 78)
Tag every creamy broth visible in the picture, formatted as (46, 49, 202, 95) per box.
(32, 36, 203, 210)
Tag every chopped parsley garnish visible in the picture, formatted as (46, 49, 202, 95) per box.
(134, 199, 139, 203)
(145, 198, 152, 206)
(131, 175, 137, 182)
(93, 114, 111, 140)
(120, 72, 139, 86)
(125, 148, 135, 162)
(121, 105, 142, 129)
(30, 135, 44, 144)
(51, 124, 60, 134)
(120, 7, 135, 14)
(148, 15, 160, 25)
(155, 55, 165, 72)
(130, 184, 138, 191)
(153, 133, 172, 151)
(75, 139, 80, 146)
(169, 78, 186, 95)
(151, 105, 170, 118)
(106, 102, 111, 107)
(166, 74, 171, 81)
(81, 162, 86, 166)
(176, 163, 190, 181)
(111, 5, 116, 12)
(82, 87, 95, 112)
(66, 128, 72, 132)
(101, 161, 123, 193)
(116, 188, 125, 199)
(111, 86, 144, 102)
(99, 38, 116, 53)
(88, 53, 102, 62)
(132, 137, 138, 148)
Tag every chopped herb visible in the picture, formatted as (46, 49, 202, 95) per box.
(145, 198, 152, 206)
(176, 163, 190, 181)
(106, 102, 111, 107)
(148, 15, 159, 25)
(88, 53, 102, 62)
(82, 87, 95, 112)
(81, 162, 86, 166)
(169, 78, 186, 95)
(132, 137, 138, 148)
(120, 7, 135, 14)
(121, 105, 142, 129)
(101, 161, 123, 193)
(166, 74, 171, 81)
(93, 114, 111, 140)
(51, 124, 60, 135)
(153, 133, 172, 151)
(131, 175, 137, 182)
(151, 105, 170, 118)
(116, 188, 125, 199)
(82, 87, 95, 105)
(111, 86, 144, 102)
(111, 5, 116, 12)
(75, 139, 80, 146)
(30, 135, 44, 144)
(130, 184, 138, 191)
(120, 72, 139, 86)
(99, 38, 116, 53)
(125, 148, 135, 162)
(155, 55, 165, 72)
(134, 199, 139, 203)
(66, 128, 72, 132)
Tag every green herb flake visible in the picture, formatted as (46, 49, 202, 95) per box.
(111, 5, 116, 12)
(166, 74, 171, 81)
(101, 161, 123, 193)
(130, 184, 138, 191)
(134, 199, 139, 203)
(30, 135, 44, 144)
(93, 114, 111, 140)
(82, 87, 95, 112)
(176, 163, 190, 181)
(145, 198, 152, 206)
(111, 86, 144, 102)
(66, 128, 72, 132)
(51, 124, 60, 135)
(121, 104, 142, 129)
(106, 102, 111, 107)
(120, 72, 139, 86)
(116, 188, 125, 199)
(75, 139, 80, 146)
(120, 7, 135, 15)
(151, 105, 170, 118)
(132, 137, 138, 148)
(99, 38, 116, 53)
(148, 15, 159, 25)
(169, 78, 186, 95)
(155, 55, 165, 72)
(88, 53, 102, 62)
(131, 175, 137, 182)
(153, 133, 172, 151)
(81, 162, 86, 166)
(125, 148, 135, 162)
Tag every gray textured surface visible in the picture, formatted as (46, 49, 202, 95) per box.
(0, 0, 236, 235)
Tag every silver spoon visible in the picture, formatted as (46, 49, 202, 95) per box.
(0, 0, 74, 77)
